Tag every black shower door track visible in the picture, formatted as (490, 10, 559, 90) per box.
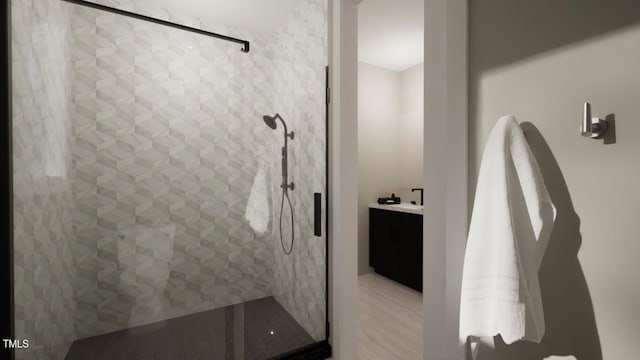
(60, 0, 251, 53)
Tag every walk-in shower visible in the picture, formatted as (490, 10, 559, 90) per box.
(263, 113, 296, 255)
(8, 0, 329, 359)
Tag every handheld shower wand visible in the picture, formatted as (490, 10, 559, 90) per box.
(263, 113, 295, 254)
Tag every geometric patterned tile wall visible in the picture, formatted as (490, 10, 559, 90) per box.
(13, 0, 329, 356)
(69, 1, 279, 338)
(11, 0, 78, 359)
(270, 0, 328, 341)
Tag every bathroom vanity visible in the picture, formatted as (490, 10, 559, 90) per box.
(369, 204, 423, 292)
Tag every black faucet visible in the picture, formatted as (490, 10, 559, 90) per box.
(411, 188, 424, 206)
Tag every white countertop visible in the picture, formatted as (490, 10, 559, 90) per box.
(369, 202, 424, 215)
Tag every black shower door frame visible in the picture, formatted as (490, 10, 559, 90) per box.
(1, 0, 15, 359)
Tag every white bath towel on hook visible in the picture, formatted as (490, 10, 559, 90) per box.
(245, 164, 270, 235)
(460, 115, 557, 346)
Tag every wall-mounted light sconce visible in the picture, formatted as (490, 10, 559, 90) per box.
(581, 102, 608, 139)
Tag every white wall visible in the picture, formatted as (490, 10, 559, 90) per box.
(357, 62, 401, 274)
(399, 63, 424, 202)
(470, 1, 640, 358)
(356, 61, 424, 275)
(329, 0, 359, 358)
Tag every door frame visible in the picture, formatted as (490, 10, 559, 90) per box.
(422, 0, 468, 358)
(329, 0, 468, 359)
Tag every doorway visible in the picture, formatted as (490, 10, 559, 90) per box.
(356, 0, 425, 358)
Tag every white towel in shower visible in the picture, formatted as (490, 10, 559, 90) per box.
(460, 115, 556, 345)
(245, 165, 270, 235)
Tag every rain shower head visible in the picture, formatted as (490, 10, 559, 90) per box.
(262, 113, 293, 140)
(263, 115, 278, 130)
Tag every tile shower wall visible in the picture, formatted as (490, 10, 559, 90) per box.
(270, 0, 328, 341)
(12, 0, 328, 354)
(68, 1, 278, 338)
(11, 0, 77, 359)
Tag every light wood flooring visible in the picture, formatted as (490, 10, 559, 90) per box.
(358, 273, 423, 360)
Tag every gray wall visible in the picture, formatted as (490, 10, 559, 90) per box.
(68, 1, 277, 338)
(271, 0, 328, 341)
(11, 0, 77, 359)
(68, 0, 328, 341)
(470, 1, 640, 358)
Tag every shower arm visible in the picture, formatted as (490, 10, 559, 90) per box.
(272, 114, 295, 140)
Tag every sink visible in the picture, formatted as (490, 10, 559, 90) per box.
(388, 203, 423, 212)
(369, 202, 424, 215)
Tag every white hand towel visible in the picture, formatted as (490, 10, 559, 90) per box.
(460, 115, 556, 345)
(245, 165, 270, 235)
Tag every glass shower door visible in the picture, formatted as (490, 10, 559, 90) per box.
(9, 0, 329, 359)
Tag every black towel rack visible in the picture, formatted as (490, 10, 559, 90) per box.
(60, 0, 250, 53)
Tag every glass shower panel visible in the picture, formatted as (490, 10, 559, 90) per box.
(11, 0, 328, 359)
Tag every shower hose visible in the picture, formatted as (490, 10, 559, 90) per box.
(279, 189, 295, 255)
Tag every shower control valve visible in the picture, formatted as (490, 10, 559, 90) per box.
(282, 182, 295, 191)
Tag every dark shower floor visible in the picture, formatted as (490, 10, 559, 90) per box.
(65, 297, 315, 360)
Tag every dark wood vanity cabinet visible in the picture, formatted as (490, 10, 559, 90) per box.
(369, 208, 423, 292)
